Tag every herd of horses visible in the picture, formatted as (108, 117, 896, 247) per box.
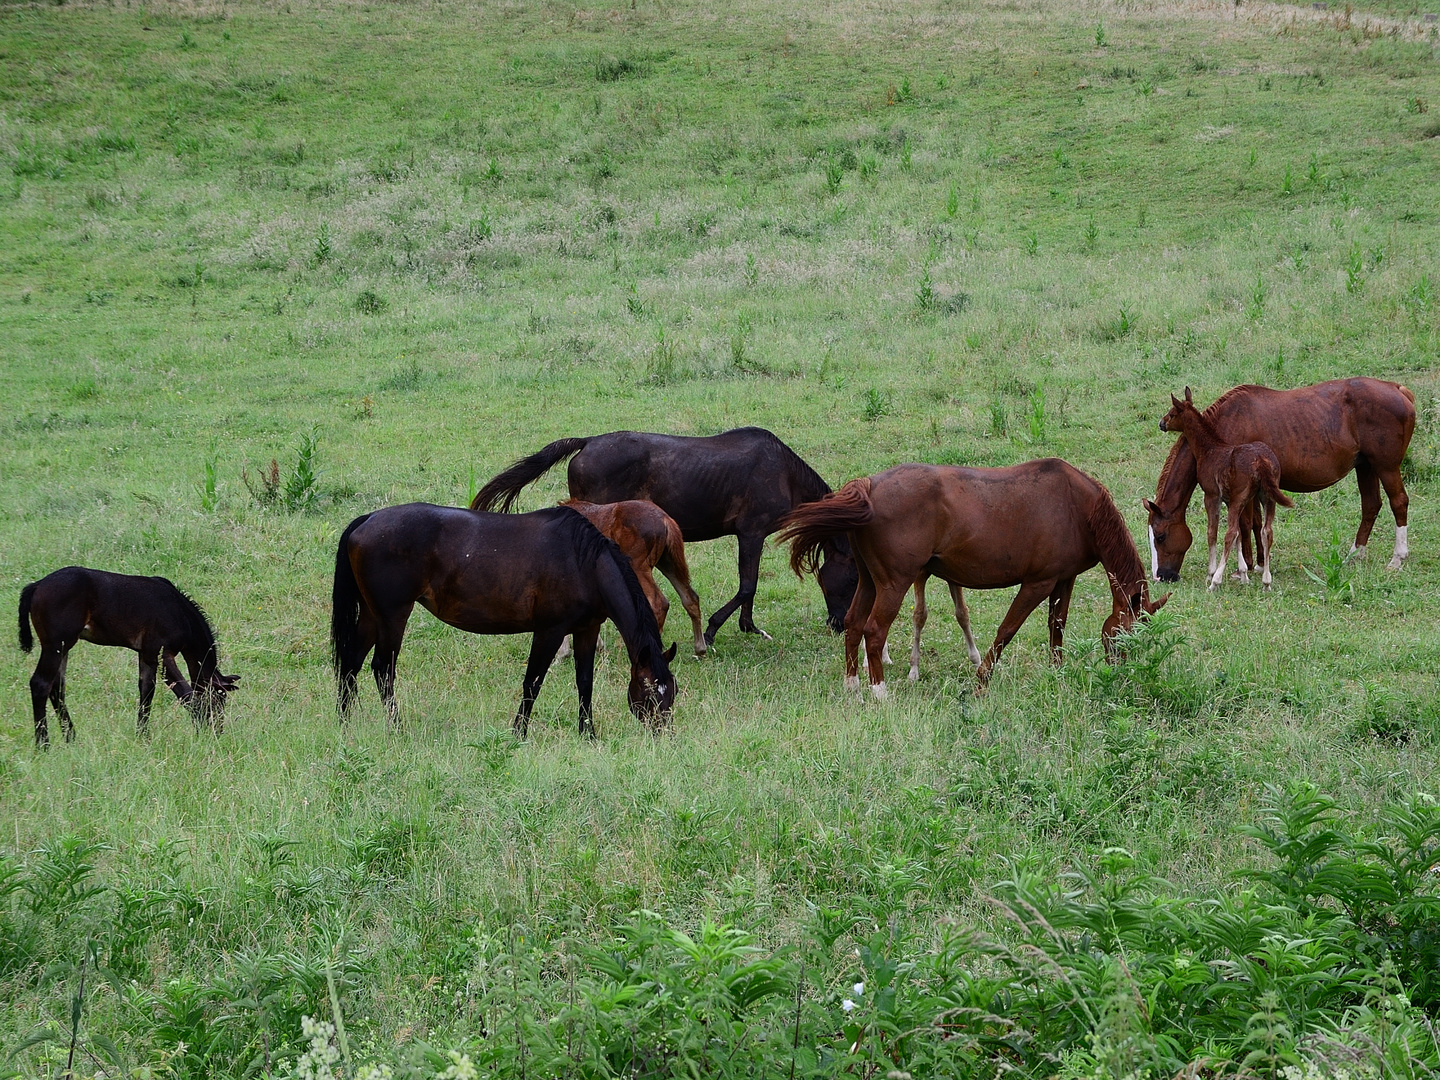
(16, 376, 1416, 744)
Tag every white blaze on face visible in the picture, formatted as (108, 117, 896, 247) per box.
(1148, 525, 1159, 580)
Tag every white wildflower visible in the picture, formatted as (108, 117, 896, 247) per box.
(441, 1050, 479, 1080)
(291, 1016, 341, 1080)
(841, 998, 856, 1013)
(853, 981, 865, 996)
(357, 1067, 394, 1080)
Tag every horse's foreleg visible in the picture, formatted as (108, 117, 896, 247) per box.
(731, 532, 770, 640)
(950, 584, 981, 668)
(635, 567, 669, 636)
(162, 649, 194, 707)
(1261, 498, 1277, 588)
(909, 575, 929, 683)
(1212, 503, 1243, 591)
(569, 624, 601, 739)
(977, 581, 1053, 687)
(1047, 577, 1076, 663)
(1378, 468, 1410, 570)
(1353, 462, 1381, 559)
(656, 545, 707, 657)
(516, 628, 566, 739)
(1203, 493, 1221, 576)
(137, 651, 160, 739)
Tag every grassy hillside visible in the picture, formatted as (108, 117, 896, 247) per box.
(2, 0, 1440, 1074)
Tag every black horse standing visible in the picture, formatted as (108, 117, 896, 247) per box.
(473, 426, 858, 643)
(332, 504, 676, 736)
(18, 567, 240, 747)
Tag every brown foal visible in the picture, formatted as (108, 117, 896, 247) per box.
(1159, 390, 1295, 591)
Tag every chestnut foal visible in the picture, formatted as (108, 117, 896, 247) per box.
(1159, 389, 1294, 591)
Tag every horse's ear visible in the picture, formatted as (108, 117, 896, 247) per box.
(1147, 592, 1172, 613)
(663, 642, 677, 664)
(1142, 498, 1158, 515)
(1170, 394, 1181, 408)
(1184, 386, 1193, 403)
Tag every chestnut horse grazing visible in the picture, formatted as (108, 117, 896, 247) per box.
(18, 567, 240, 747)
(778, 460, 1169, 696)
(1160, 391, 1295, 590)
(472, 427, 858, 643)
(332, 504, 676, 737)
(1145, 379, 1415, 582)
(562, 499, 706, 656)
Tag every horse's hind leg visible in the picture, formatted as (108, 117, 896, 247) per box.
(1212, 503, 1243, 591)
(337, 606, 377, 718)
(50, 651, 75, 742)
(371, 605, 413, 729)
(137, 651, 160, 739)
(29, 644, 67, 749)
(908, 576, 929, 683)
(950, 584, 982, 668)
(1261, 498, 1277, 589)
(656, 545, 706, 657)
(1378, 467, 1410, 570)
(1352, 462, 1382, 559)
(516, 628, 566, 739)
(843, 562, 877, 692)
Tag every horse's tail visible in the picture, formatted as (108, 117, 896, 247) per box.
(472, 437, 591, 512)
(775, 478, 874, 577)
(18, 582, 36, 653)
(1398, 383, 1416, 405)
(1258, 458, 1295, 509)
(331, 514, 372, 682)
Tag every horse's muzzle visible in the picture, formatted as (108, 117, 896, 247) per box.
(826, 614, 845, 633)
(1155, 569, 1180, 583)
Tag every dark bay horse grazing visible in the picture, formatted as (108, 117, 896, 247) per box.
(332, 504, 676, 737)
(18, 567, 240, 747)
(1145, 378, 1415, 582)
(777, 460, 1170, 695)
(561, 499, 706, 656)
(1160, 390, 1295, 590)
(472, 427, 858, 644)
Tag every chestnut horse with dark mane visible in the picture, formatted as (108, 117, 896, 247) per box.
(1145, 378, 1415, 582)
(777, 459, 1169, 695)
(472, 427, 858, 644)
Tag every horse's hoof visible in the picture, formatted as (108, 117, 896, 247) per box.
(907, 667, 919, 683)
(758, 629, 773, 641)
(870, 681, 888, 701)
(844, 675, 861, 692)
(1386, 556, 1405, 571)
(881, 644, 893, 665)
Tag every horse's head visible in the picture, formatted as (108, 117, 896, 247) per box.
(1142, 497, 1193, 583)
(627, 642, 677, 729)
(1157, 387, 1197, 435)
(1101, 586, 1171, 657)
(816, 536, 859, 633)
(190, 671, 240, 732)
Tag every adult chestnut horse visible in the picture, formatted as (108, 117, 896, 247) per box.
(560, 498, 706, 657)
(777, 460, 1170, 696)
(332, 504, 676, 737)
(1145, 378, 1415, 582)
(473, 427, 858, 644)
(19, 567, 240, 746)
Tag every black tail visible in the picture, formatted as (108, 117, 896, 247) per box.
(18, 582, 36, 653)
(471, 437, 591, 512)
(331, 514, 372, 692)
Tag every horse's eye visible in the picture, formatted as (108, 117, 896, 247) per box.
(1155, 532, 1166, 543)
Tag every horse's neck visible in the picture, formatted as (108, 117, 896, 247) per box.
(179, 638, 215, 680)
(1176, 413, 1224, 464)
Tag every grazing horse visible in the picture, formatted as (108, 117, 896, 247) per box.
(332, 504, 677, 737)
(1160, 390, 1295, 590)
(18, 567, 240, 747)
(560, 499, 706, 657)
(777, 460, 1170, 696)
(1145, 378, 1415, 582)
(472, 427, 859, 644)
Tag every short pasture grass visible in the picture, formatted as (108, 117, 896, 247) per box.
(2, 0, 1440, 1070)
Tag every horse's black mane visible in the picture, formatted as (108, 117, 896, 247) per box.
(730, 426, 832, 499)
(161, 577, 219, 658)
(548, 508, 665, 658)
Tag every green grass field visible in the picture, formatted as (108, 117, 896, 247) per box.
(3, 0, 1440, 1074)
